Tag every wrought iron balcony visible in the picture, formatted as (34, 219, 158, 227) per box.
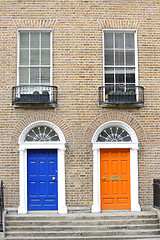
(99, 84, 144, 107)
(12, 85, 58, 105)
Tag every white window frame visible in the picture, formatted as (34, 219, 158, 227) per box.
(17, 29, 52, 87)
(103, 30, 138, 88)
(92, 121, 141, 213)
(18, 121, 67, 214)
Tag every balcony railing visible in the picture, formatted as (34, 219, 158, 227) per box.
(0, 181, 4, 232)
(12, 85, 58, 105)
(99, 84, 144, 107)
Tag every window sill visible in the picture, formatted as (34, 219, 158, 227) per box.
(13, 103, 57, 109)
(99, 102, 144, 108)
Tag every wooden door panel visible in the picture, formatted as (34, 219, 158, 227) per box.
(112, 180, 118, 194)
(121, 160, 127, 173)
(39, 181, 45, 196)
(104, 198, 114, 204)
(121, 180, 128, 194)
(100, 149, 130, 210)
(27, 149, 58, 211)
(103, 181, 109, 194)
(30, 181, 36, 195)
(48, 181, 55, 195)
(112, 160, 118, 174)
(39, 161, 45, 175)
(117, 198, 128, 204)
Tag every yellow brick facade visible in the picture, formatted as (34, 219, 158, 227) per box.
(0, 0, 160, 210)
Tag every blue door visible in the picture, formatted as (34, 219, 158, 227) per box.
(27, 149, 58, 211)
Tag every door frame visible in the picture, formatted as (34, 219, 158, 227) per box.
(92, 121, 141, 213)
(18, 121, 67, 214)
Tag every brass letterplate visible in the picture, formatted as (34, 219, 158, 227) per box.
(110, 176, 120, 180)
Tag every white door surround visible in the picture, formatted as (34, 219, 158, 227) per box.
(92, 121, 141, 213)
(18, 121, 67, 214)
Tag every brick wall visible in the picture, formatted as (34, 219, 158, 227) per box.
(0, 0, 160, 209)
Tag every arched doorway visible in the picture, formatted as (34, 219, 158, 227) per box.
(92, 121, 141, 212)
(18, 121, 67, 214)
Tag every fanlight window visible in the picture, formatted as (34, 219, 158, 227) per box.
(25, 126, 60, 142)
(97, 126, 132, 142)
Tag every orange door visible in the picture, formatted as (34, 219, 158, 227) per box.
(100, 149, 130, 210)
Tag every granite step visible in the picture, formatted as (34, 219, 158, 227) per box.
(4, 211, 160, 240)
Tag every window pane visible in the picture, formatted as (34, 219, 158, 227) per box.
(30, 68, 39, 84)
(41, 50, 50, 65)
(115, 68, 124, 84)
(20, 50, 29, 65)
(19, 68, 29, 84)
(41, 33, 50, 48)
(126, 67, 135, 83)
(30, 33, 39, 48)
(20, 33, 29, 48)
(41, 68, 50, 84)
(30, 50, 39, 65)
(105, 50, 114, 65)
(126, 50, 135, 65)
(104, 33, 113, 48)
(115, 50, 124, 65)
(115, 33, 124, 49)
(115, 84, 125, 91)
(125, 33, 134, 49)
(105, 68, 114, 83)
(126, 84, 135, 92)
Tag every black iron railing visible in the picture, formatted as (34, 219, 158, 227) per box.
(153, 179, 160, 209)
(0, 181, 4, 232)
(99, 85, 144, 105)
(12, 85, 58, 104)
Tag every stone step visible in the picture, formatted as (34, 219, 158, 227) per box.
(5, 212, 158, 222)
(5, 223, 160, 232)
(5, 211, 160, 240)
(4, 235, 160, 240)
(5, 218, 159, 227)
(6, 218, 159, 226)
(5, 229, 160, 237)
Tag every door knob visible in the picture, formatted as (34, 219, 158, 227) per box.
(102, 177, 105, 180)
(52, 177, 56, 180)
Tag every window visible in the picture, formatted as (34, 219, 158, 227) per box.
(103, 31, 137, 92)
(18, 31, 52, 86)
(25, 125, 60, 142)
(97, 126, 132, 142)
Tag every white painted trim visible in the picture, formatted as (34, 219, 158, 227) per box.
(102, 29, 138, 32)
(19, 121, 66, 144)
(92, 142, 138, 150)
(92, 148, 100, 213)
(50, 30, 53, 86)
(18, 29, 53, 32)
(58, 148, 67, 214)
(134, 30, 138, 86)
(18, 121, 67, 214)
(102, 29, 105, 85)
(17, 31, 20, 86)
(92, 121, 138, 143)
(92, 121, 141, 213)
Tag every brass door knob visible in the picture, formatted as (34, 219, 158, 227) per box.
(52, 177, 56, 180)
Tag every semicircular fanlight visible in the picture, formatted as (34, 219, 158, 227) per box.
(25, 126, 60, 142)
(97, 126, 132, 142)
